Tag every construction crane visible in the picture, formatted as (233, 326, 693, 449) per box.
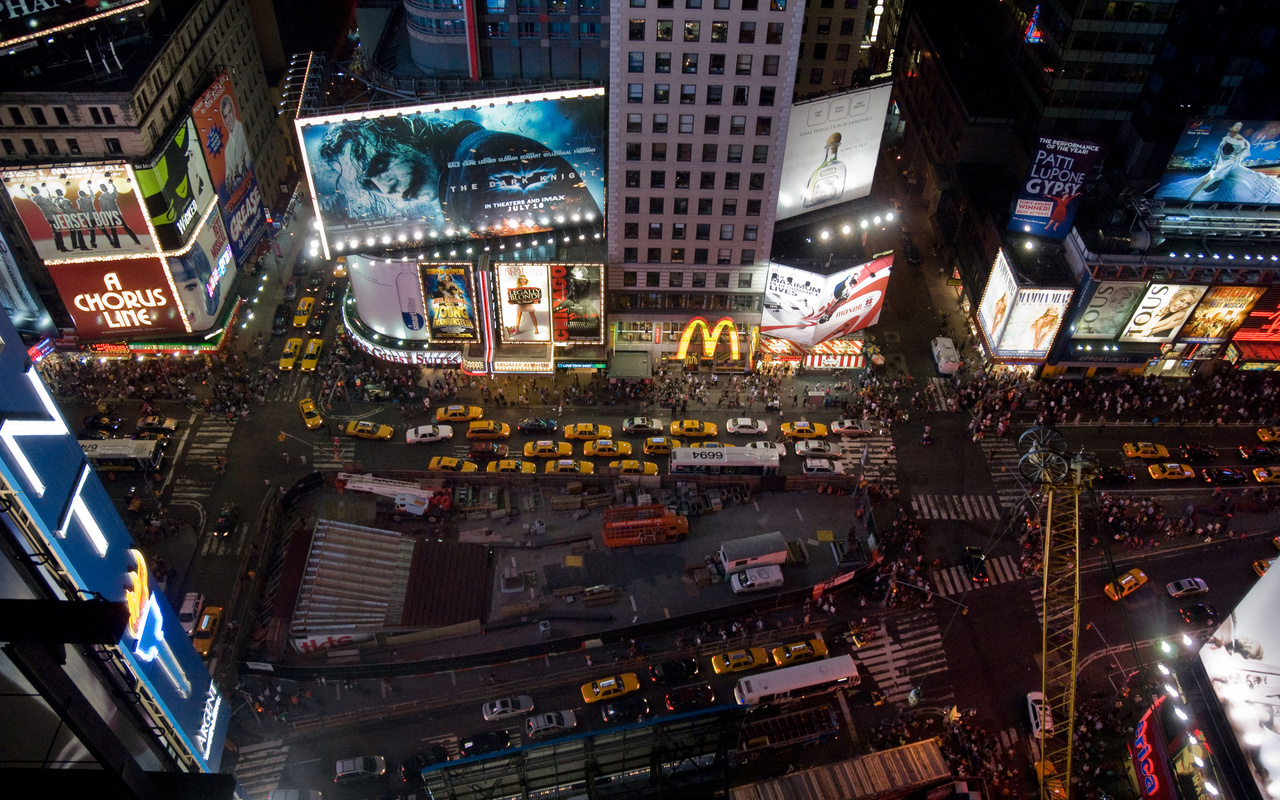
(1017, 427, 1100, 800)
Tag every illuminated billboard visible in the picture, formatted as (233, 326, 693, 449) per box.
(1154, 119, 1280, 204)
(0, 228, 41, 324)
(296, 88, 605, 255)
(347, 256, 430, 341)
(1231, 286, 1280, 344)
(3, 164, 156, 262)
(1178, 286, 1266, 344)
(422, 264, 479, 341)
(550, 264, 603, 344)
(192, 71, 268, 263)
(976, 250, 1019, 350)
(1117, 284, 1208, 344)
(775, 84, 892, 221)
(992, 287, 1074, 359)
(1072, 281, 1147, 339)
(0, 0, 148, 49)
(47, 257, 187, 339)
(496, 263, 551, 343)
(1008, 136, 1101, 240)
(761, 254, 893, 346)
(164, 210, 235, 333)
(135, 119, 215, 251)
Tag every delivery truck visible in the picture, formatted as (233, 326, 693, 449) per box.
(602, 504, 689, 547)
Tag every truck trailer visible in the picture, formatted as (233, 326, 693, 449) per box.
(602, 504, 689, 547)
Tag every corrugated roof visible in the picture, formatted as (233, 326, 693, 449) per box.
(729, 739, 951, 800)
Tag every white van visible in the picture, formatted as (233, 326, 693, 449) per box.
(730, 565, 784, 594)
(931, 337, 962, 375)
(178, 592, 204, 635)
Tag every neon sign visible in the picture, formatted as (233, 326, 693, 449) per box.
(675, 317, 741, 361)
(1024, 5, 1043, 43)
(1133, 715, 1160, 796)
(125, 549, 192, 698)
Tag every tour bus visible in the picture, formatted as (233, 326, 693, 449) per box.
(80, 439, 164, 473)
(733, 655, 859, 708)
(669, 447, 780, 476)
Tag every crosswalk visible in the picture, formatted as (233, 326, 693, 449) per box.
(910, 494, 1003, 520)
(853, 610, 952, 706)
(932, 555, 1027, 596)
(921, 377, 955, 412)
(311, 436, 354, 470)
(832, 432, 898, 489)
(183, 417, 238, 467)
(981, 437, 1031, 513)
(233, 739, 290, 800)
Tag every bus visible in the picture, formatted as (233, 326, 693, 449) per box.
(80, 439, 164, 473)
(669, 447, 780, 476)
(733, 655, 859, 707)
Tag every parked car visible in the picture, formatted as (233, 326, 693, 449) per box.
(795, 439, 839, 456)
(621, 417, 664, 435)
(1092, 466, 1136, 486)
(601, 696, 651, 724)
(1166, 577, 1209, 598)
(526, 710, 577, 739)
(401, 745, 449, 783)
(283, 280, 299, 302)
(481, 694, 534, 721)
(665, 684, 715, 712)
(406, 425, 453, 444)
(1177, 444, 1218, 463)
(1179, 604, 1218, 626)
(1201, 468, 1248, 485)
(517, 417, 559, 434)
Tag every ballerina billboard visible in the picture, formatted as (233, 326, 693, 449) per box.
(1154, 119, 1280, 205)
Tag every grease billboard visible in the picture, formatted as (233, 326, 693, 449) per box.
(3, 165, 155, 262)
(496, 263, 551, 343)
(165, 211, 235, 333)
(1177, 287, 1266, 344)
(1117, 284, 1208, 344)
(1008, 137, 1101, 240)
(191, 71, 268, 263)
(134, 118, 215, 251)
(422, 264, 479, 341)
(550, 264, 603, 344)
(296, 88, 605, 255)
(977, 250, 1019, 351)
(1073, 281, 1147, 340)
(347, 256, 430, 341)
(1154, 119, 1280, 205)
(761, 255, 893, 346)
(47, 257, 186, 339)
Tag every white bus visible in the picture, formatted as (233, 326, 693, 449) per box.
(80, 439, 164, 473)
(733, 655, 859, 707)
(670, 447, 780, 476)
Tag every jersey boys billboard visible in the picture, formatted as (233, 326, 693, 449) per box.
(775, 84, 891, 221)
(1008, 137, 1101, 240)
(3, 165, 155, 262)
(761, 255, 893, 346)
(1154, 119, 1280, 205)
(297, 88, 605, 256)
(192, 71, 268, 264)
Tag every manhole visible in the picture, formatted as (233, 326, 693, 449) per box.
(882, 332, 901, 343)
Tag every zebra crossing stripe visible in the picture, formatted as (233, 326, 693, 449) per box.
(910, 494, 1003, 520)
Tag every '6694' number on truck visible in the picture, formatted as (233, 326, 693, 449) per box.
(689, 449, 724, 459)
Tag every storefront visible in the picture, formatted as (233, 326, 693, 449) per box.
(609, 314, 758, 373)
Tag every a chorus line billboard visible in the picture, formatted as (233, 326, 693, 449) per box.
(192, 71, 268, 264)
(347, 256, 431, 342)
(47, 257, 187, 339)
(496, 263, 551, 344)
(775, 84, 892, 221)
(135, 118, 216, 252)
(1117, 284, 1208, 344)
(1154, 119, 1280, 205)
(3, 164, 156, 262)
(1008, 136, 1101, 240)
(1178, 287, 1266, 344)
(761, 255, 893, 346)
(165, 210, 236, 333)
(1072, 281, 1147, 339)
(550, 264, 603, 344)
(296, 88, 605, 256)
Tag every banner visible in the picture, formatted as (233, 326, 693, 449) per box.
(422, 264, 479, 341)
(1117, 284, 1208, 344)
(3, 165, 155, 262)
(0, 228, 41, 324)
(192, 71, 268, 263)
(1072, 281, 1147, 339)
(346, 256, 429, 341)
(1008, 137, 1101, 240)
(165, 212, 235, 333)
(550, 264, 603, 344)
(761, 255, 893, 346)
(1154, 119, 1280, 204)
(1230, 287, 1280, 343)
(977, 250, 1018, 350)
(496, 263, 551, 343)
(1177, 287, 1266, 344)
(134, 119, 215, 251)
(47, 257, 186, 339)
(994, 288, 1074, 358)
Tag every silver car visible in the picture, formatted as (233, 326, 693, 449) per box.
(526, 710, 577, 739)
(482, 694, 534, 721)
(1166, 577, 1208, 598)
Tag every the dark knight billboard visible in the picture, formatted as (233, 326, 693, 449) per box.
(296, 88, 605, 256)
(1008, 136, 1101, 240)
(1154, 119, 1280, 204)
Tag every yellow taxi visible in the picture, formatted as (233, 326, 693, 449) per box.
(486, 459, 536, 474)
(300, 338, 323, 372)
(437, 405, 484, 423)
(345, 420, 394, 440)
(564, 423, 612, 440)
(1122, 442, 1169, 459)
(612, 460, 659, 476)
(771, 639, 829, 667)
(1148, 462, 1195, 480)
(279, 338, 303, 370)
(546, 459, 594, 474)
(428, 456, 478, 472)
(1254, 558, 1274, 578)
(1104, 568, 1148, 601)
(584, 439, 632, 457)
(691, 441, 733, 448)
(466, 420, 511, 439)
(298, 398, 323, 429)
(781, 421, 828, 439)
(192, 606, 223, 657)
(670, 420, 718, 437)
(292, 296, 315, 328)
(711, 647, 769, 674)
(523, 440, 573, 458)
(643, 436, 681, 455)
(1253, 467, 1280, 483)
(580, 673, 640, 704)
(1259, 427, 1280, 442)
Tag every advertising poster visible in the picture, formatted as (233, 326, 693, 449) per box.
(134, 118, 215, 251)
(1177, 287, 1266, 344)
(0, 228, 42, 324)
(191, 71, 268, 263)
(977, 250, 1019, 351)
(760, 254, 894, 346)
(1073, 281, 1148, 339)
(1118, 284, 1208, 344)
(3, 165, 155, 262)
(496, 263, 551, 343)
(1008, 136, 1101, 240)
(422, 264, 479, 341)
(775, 84, 892, 221)
(1230, 286, 1280, 344)
(165, 212, 235, 333)
(550, 264, 603, 343)
(1154, 119, 1280, 205)
(994, 288, 1074, 358)
(297, 88, 606, 253)
(347, 256, 430, 341)
(47, 257, 186, 339)
(0, 0, 140, 47)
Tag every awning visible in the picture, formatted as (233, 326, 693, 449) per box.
(803, 354, 864, 369)
(1235, 342, 1280, 362)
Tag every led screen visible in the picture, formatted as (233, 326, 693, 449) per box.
(1154, 119, 1280, 204)
(977, 250, 1019, 350)
(296, 88, 605, 254)
(134, 118, 215, 251)
(1178, 287, 1266, 344)
(496, 263, 551, 343)
(47, 257, 186, 339)
(761, 254, 894, 346)
(2, 164, 156, 262)
(1072, 281, 1148, 340)
(1231, 287, 1280, 344)
(192, 71, 268, 264)
(165, 211, 235, 333)
(550, 264, 603, 344)
(346, 256, 429, 341)
(1117, 284, 1208, 344)
(422, 263, 479, 341)
(775, 84, 892, 221)
(993, 287, 1074, 359)
(1008, 136, 1101, 240)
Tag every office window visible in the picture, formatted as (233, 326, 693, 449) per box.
(628, 83, 643, 102)
(651, 170, 667, 188)
(746, 198, 761, 215)
(678, 114, 694, 133)
(756, 117, 772, 135)
(671, 251, 686, 265)
(53, 107, 69, 125)
(32, 108, 47, 126)
(684, 21, 700, 40)
(743, 225, 758, 240)
(520, 0, 540, 10)
(625, 222, 640, 238)
(840, 18, 855, 35)
(816, 16, 830, 34)
(711, 21, 728, 41)
(629, 18, 645, 38)
(716, 270, 731, 284)
(698, 199, 713, 215)
(655, 52, 671, 72)
(693, 271, 707, 286)
(681, 85, 697, 104)
(549, 21, 570, 37)
(648, 252, 662, 266)
(770, 0, 786, 8)
(652, 142, 667, 160)
(739, 21, 755, 42)
(700, 171, 716, 189)
(626, 143, 642, 161)
(709, 54, 725, 75)
(738, 270, 754, 286)
(654, 84, 670, 103)
(649, 222, 664, 239)
(702, 143, 717, 162)
(727, 144, 743, 162)
(749, 173, 765, 190)
(672, 223, 687, 239)
(722, 199, 736, 215)
(646, 198, 664, 216)
(682, 53, 698, 73)
(836, 43, 851, 61)
(706, 85, 723, 104)
(763, 55, 780, 75)
(752, 145, 769, 163)
(730, 115, 746, 135)
(43, 138, 58, 154)
(670, 270, 684, 285)
(813, 43, 827, 59)
(625, 196, 641, 212)
(549, 0, 567, 10)
(8, 108, 24, 125)
(810, 68, 824, 84)
(696, 223, 711, 240)
(687, 0, 701, 6)
(832, 69, 847, 85)
(657, 19, 673, 39)
(733, 86, 748, 104)
(488, 20, 509, 35)
(724, 172, 740, 190)
(674, 197, 690, 214)
(719, 224, 735, 240)
(653, 113, 669, 133)
(629, 52, 644, 72)
(104, 137, 122, 154)
(759, 87, 776, 106)
(740, 250, 756, 265)
(736, 54, 752, 75)
(630, 0, 644, 4)
(580, 20, 601, 35)
(1, 139, 14, 155)
(623, 248, 637, 264)
(518, 21, 540, 36)
(66, 138, 80, 155)
(627, 113, 643, 133)
(626, 170, 641, 187)
(704, 116, 720, 135)
(766, 21, 783, 42)
(677, 143, 692, 162)
(624, 271, 638, 285)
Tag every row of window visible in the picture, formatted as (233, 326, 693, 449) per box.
(484, 21, 603, 37)
(1, 137, 120, 157)
(624, 194, 765, 214)
(622, 248, 757, 266)
(806, 67, 853, 86)
(625, 141, 771, 165)
(2, 106, 116, 128)
(798, 42, 855, 61)
(630, 0, 787, 9)
(629, 19, 785, 43)
(628, 51, 781, 76)
(612, 292, 761, 313)
(627, 83, 777, 106)
(627, 114, 772, 141)
(625, 171, 767, 193)
(624, 222, 759, 241)
(803, 16, 863, 37)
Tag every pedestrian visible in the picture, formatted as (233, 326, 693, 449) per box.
(282, 451, 291, 464)
(300, 454, 307, 466)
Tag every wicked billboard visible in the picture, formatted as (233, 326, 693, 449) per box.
(134, 118, 216, 251)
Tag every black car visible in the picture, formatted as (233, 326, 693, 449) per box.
(457, 731, 511, 759)
(76, 429, 108, 440)
(1201, 468, 1247, 486)
(1179, 604, 1218, 626)
(963, 546, 989, 584)
(323, 283, 342, 306)
(307, 309, 330, 335)
(1093, 466, 1136, 486)
(648, 658, 699, 684)
(517, 418, 559, 434)
(1177, 444, 1219, 464)
(212, 503, 239, 538)
(401, 744, 449, 783)
(271, 303, 289, 336)
(83, 414, 122, 432)
(307, 273, 324, 292)
(664, 684, 715, 713)
(1239, 444, 1280, 462)
(602, 695, 651, 724)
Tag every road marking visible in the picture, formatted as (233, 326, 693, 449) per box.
(795, 508, 804, 521)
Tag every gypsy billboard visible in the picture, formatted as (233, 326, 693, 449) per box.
(992, 288, 1074, 359)
(47, 258, 185, 339)
(191, 71, 268, 263)
(347, 256, 430, 341)
(134, 118, 215, 251)
(1072, 281, 1147, 339)
(1117, 284, 1208, 344)
(422, 264, 479, 341)
(496, 263, 551, 343)
(1154, 119, 1280, 205)
(977, 250, 1019, 351)
(1008, 137, 1101, 240)
(550, 264, 603, 344)
(164, 211, 236, 333)
(1177, 287, 1266, 344)
(297, 88, 605, 255)
(761, 255, 893, 346)
(2, 164, 155, 262)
